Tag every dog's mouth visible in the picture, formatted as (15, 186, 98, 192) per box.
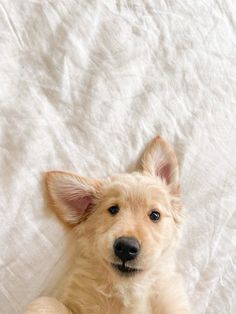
(111, 263, 141, 276)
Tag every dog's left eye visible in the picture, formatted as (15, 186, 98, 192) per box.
(149, 210, 161, 222)
(108, 205, 120, 215)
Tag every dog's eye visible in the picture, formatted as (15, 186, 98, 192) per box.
(108, 205, 120, 215)
(149, 210, 161, 222)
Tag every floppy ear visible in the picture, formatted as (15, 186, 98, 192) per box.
(45, 171, 102, 225)
(141, 136, 180, 192)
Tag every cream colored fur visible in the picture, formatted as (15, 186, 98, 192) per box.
(24, 136, 191, 314)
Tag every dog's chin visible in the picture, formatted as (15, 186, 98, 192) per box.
(111, 263, 142, 277)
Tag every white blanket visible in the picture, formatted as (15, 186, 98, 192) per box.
(1, 1, 236, 313)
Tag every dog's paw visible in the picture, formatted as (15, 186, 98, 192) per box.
(23, 297, 72, 314)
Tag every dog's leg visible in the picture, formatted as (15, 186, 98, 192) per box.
(23, 297, 73, 314)
(161, 294, 192, 314)
(161, 292, 191, 314)
(153, 273, 191, 314)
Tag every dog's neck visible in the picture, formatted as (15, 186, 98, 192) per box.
(60, 247, 177, 314)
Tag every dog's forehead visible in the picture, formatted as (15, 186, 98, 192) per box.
(109, 172, 164, 187)
(104, 173, 169, 206)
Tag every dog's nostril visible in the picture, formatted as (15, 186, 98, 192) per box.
(116, 244, 122, 252)
(129, 247, 138, 254)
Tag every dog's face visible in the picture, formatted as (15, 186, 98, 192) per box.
(46, 136, 183, 279)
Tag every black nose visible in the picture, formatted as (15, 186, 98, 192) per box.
(114, 237, 140, 262)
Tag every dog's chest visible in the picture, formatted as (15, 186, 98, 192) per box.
(64, 284, 153, 314)
(68, 297, 152, 314)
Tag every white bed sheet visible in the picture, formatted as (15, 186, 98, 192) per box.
(0, 1, 236, 313)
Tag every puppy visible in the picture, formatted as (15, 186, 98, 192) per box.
(24, 136, 191, 314)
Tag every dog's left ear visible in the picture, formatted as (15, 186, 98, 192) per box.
(45, 171, 102, 225)
(141, 136, 180, 193)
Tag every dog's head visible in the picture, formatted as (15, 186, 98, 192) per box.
(46, 136, 183, 279)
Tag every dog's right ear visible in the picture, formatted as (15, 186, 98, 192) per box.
(45, 171, 102, 225)
(141, 135, 180, 193)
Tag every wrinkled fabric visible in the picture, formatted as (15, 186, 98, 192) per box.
(0, 1, 236, 313)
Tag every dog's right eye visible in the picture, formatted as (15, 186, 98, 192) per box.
(108, 205, 120, 215)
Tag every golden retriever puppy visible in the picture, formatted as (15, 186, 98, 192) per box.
(24, 136, 191, 314)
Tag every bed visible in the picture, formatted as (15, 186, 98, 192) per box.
(1, 1, 236, 313)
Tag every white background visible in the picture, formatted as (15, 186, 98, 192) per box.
(0, 1, 236, 313)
